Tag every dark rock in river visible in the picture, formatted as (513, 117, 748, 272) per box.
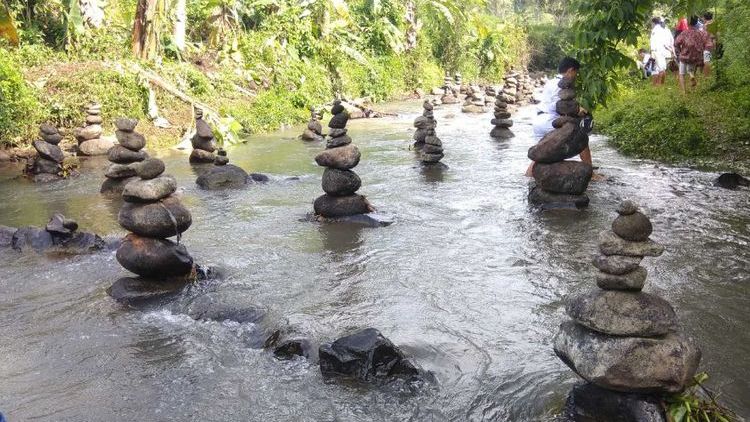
(556, 100, 580, 117)
(105, 163, 137, 179)
(122, 176, 177, 203)
(563, 383, 666, 422)
(249, 173, 270, 183)
(596, 267, 648, 291)
(108, 145, 148, 164)
(528, 186, 589, 209)
(0, 225, 16, 247)
(46, 213, 78, 235)
(598, 231, 664, 257)
(319, 328, 424, 383)
(100, 176, 137, 196)
(553, 320, 700, 394)
(33, 140, 64, 163)
(107, 276, 189, 306)
(132, 158, 166, 180)
(115, 118, 138, 132)
(528, 123, 588, 164)
(187, 291, 266, 324)
(118, 196, 192, 238)
(322, 168, 362, 196)
(31, 158, 61, 175)
(592, 254, 642, 276)
(552, 116, 579, 129)
(716, 172, 750, 190)
(567, 290, 677, 337)
(314, 194, 371, 218)
(116, 233, 194, 277)
(11, 227, 53, 252)
(189, 149, 216, 164)
(274, 338, 316, 360)
(532, 161, 593, 195)
(196, 164, 249, 190)
(315, 144, 361, 170)
(612, 212, 653, 242)
(328, 113, 349, 129)
(116, 130, 146, 151)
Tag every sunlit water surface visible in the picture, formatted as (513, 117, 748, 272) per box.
(0, 101, 748, 421)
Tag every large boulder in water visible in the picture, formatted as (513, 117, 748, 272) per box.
(319, 328, 424, 383)
(108, 145, 148, 164)
(118, 196, 192, 238)
(33, 140, 64, 163)
(566, 290, 678, 337)
(122, 176, 177, 203)
(314, 194, 370, 218)
(196, 164, 249, 190)
(528, 123, 588, 163)
(315, 144, 361, 170)
(716, 172, 750, 190)
(553, 321, 700, 393)
(107, 276, 190, 307)
(116, 233, 194, 277)
(563, 383, 666, 422)
(532, 161, 593, 195)
(189, 149, 215, 163)
(11, 227, 53, 252)
(0, 225, 16, 247)
(528, 186, 589, 209)
(322, 168, 361, 196)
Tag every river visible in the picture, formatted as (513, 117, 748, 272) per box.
(0, 101, 748, 421)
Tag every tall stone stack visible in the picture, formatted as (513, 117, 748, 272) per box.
(461, 86, 487, 113)
(75, 102, 113, 156)
(484, 85, 499, 106)
(527, 77, 591, 209)
(554, 200, 700, 405)
(420, 127, 444, 165)
(26, 124, 65, 183)
(501, 73, 519, 105)
(440, 74, 460, 104)
(490, 95, 514, 139)
(455, 73, 466, 95)
(518, 74, 535, 104)
(412, 100, 436, 150)
(313, 101, 372, 219)
(301, 108, 325, 142)
(190, 109, 217, 164)
(113, 158, 194, 285)
(101, 118, 149, 195)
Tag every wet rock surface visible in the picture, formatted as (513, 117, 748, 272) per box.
(76, 103, 114, 156)
(563, 383, 666, 422)
(190, 109, 217, 163)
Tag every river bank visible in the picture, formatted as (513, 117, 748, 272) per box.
(0, 99, 747, 420)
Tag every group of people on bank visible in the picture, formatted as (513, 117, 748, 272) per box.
(640, 13, 716, 93)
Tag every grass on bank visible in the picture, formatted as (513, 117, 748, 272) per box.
(596, 75, 750, 172)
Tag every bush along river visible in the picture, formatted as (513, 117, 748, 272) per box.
(0, 99, 748, 421)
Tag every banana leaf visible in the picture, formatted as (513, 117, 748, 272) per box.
(0, 0, 19, 47)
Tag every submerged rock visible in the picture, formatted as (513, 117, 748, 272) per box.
(196, 164, 249, 190)
(598, 231, 664, 257)
(532, 161, 593, 195)
(107, 276, 190, 306)
(116, 233, 194, 277)
(314, 194, 371, 218)
(563, 383, 666, 422)
(528, 186, 590, 209)
(716, 172, 750, 190)
(319, 328, 425, 383)
(274, 338, 316, 360)
(118, 197, 192, 238)
(187, 291, 266, 324)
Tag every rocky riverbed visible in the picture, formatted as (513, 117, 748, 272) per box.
(0, 100, 748, 421)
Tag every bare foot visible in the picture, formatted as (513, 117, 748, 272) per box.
(591, 172, 606, 182)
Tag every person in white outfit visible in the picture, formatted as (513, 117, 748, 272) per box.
(650, 17, 675, 85)
(528, 57, 592, 177)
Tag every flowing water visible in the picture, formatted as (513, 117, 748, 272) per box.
(0, 101, 748, 421)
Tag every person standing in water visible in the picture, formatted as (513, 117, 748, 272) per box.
(528, 57, 592, 177)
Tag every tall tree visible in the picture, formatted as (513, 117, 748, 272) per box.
(173, 0, 187, 51)
(132, 0, 163, 60)
(405, 0, 417, 51)
(80, 0, 105, 28)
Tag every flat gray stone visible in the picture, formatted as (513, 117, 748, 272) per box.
(596, 267, 648, 291)
(122, 176, 177, 203)
(592, 254, 642, 275)
(567, 289, 676, 336)
(599, 231, 664, 257)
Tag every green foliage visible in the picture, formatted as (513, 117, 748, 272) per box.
(0, 52, 40, 144)
(527, 23, 573, 71)
(666, 373, 738, 422)
(597, 81, 750, 170)
(570, 0, 654, 110)
(718, 0, 750, 88)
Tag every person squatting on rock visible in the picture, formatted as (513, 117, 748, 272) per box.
(528, 57, 593, 177)
(674, 15, 714, 94)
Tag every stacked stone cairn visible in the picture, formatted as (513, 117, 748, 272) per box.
(301, 108, 325, 142)
(554, 200, 700, 412)
(518, 74, 535, 104)
(75, 102, 113, 156)
(189, 109, 217, 164)
(412, 100, 436, 151)
(101, 118, 149, 195)
(461, 86, 487, 113)
(501, 73, 519, 105)
(109, 157, 195, 304)
(490, 93, 514, 139)
(313, 100, 372, 219)
(527, 77, 592, 209)
(26, 124, 65, 183)
(455, 73, 466, 95)
(484, 85, 499, 106)
(440, 74, 460, 105)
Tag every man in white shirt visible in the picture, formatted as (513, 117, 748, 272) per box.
(650, 17, 674, 85)
(528, 57, 592, 176)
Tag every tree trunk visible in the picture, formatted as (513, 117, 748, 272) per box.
(132, 0, 161, 60)
(173, 0, 186, 51)
(405, 0, 417, 51)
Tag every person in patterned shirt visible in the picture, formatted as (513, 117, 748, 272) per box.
(674, 15, 714, 94)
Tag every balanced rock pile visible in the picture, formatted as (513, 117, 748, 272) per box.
(461, 86, 487, 113)
(190, 109, 217, 164)
(26, 124, 65, 183)
(501, 73, 519, 105)
(517, 74, 535, 104)
(440, 74, 460, 104)
(301, 108, 325, 142)
(490, 93, 514, 139)
(554, 201, 700, 410)
(196, 150, 250, 190)
(419, 102, 444, 165)
(484, 85, 499, 106)
(109, 158, 195, 304)
(412, 100, 436, 150)
(313, 100, 372, 218)
(75, 102, 113, 156)
(101, 118, 149, 195)
(527, 77, 591, 209)
(6, 212, 105, 254)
